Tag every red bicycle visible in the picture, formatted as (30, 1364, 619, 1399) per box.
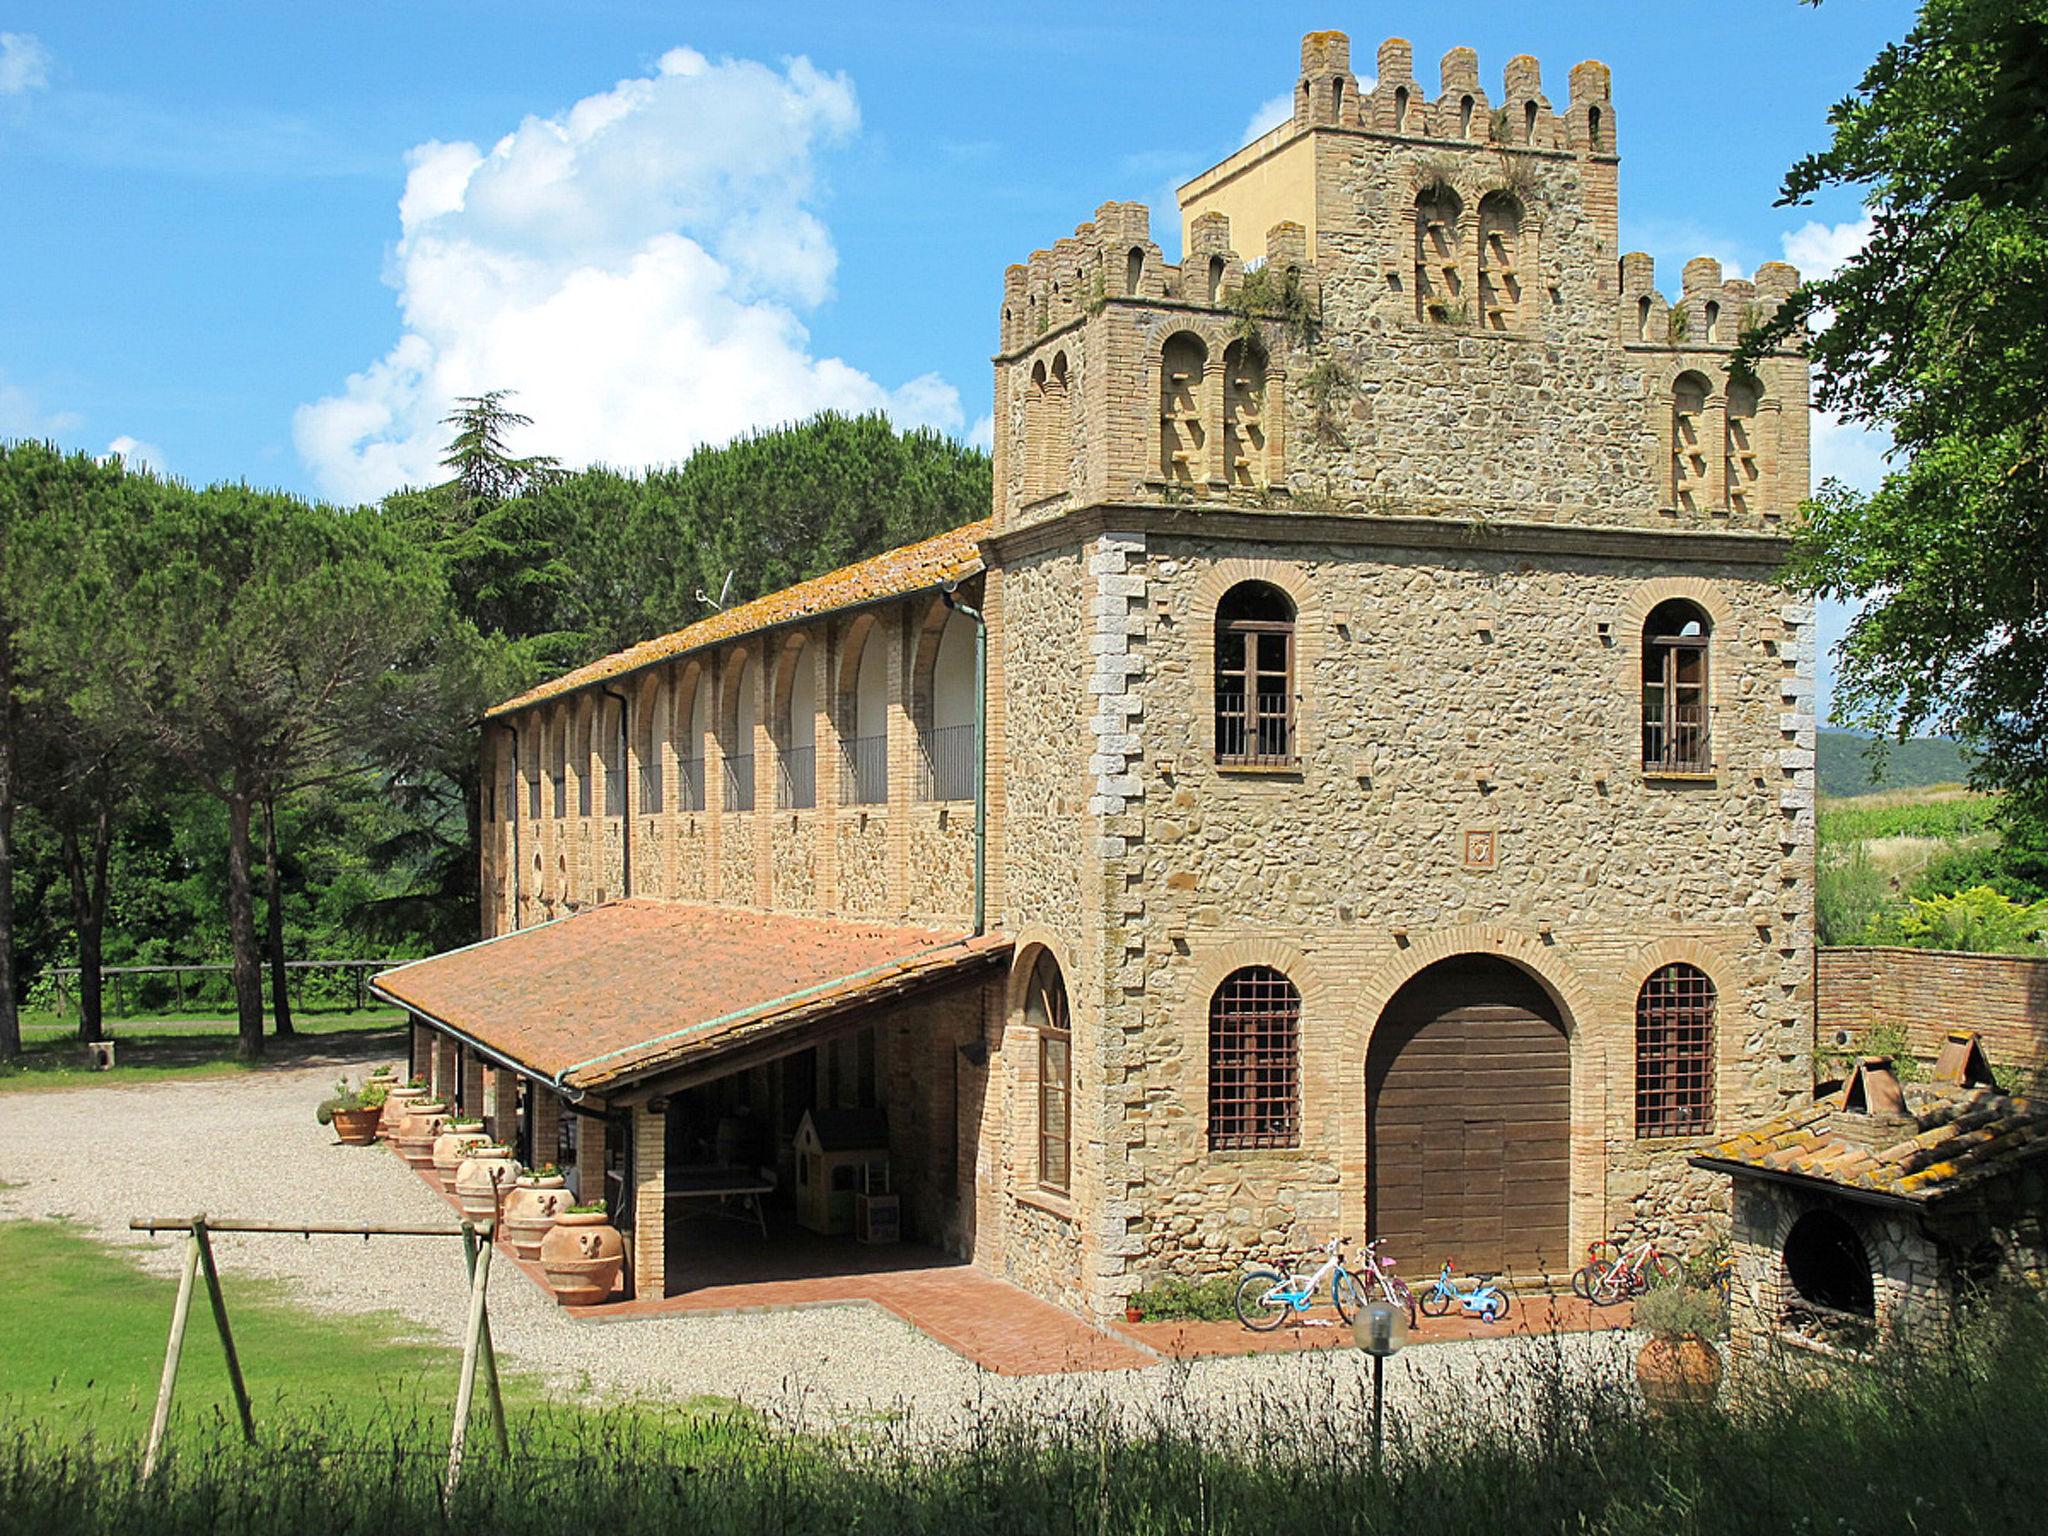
(1571, 1236, 1681, 1306)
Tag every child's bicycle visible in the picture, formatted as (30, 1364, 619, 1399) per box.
(1417, 1259, 1513, 1323)
(1570, 1236, 1682, 1306)
(1234, 1237, 1416, 1332)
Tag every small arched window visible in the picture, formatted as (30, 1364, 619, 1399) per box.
(1160, 332, 1208, 484)
(1393, 85, 1409, 131)
(843, 621, 889, 805)
(1414, 185, 1464, 322)
(721, 653, 757, 813)
(681, 669, 711, 812)
(1704, 300, 1721, 343)
(1206, 255, 1225, 304)
(574, 705, 593, 818)
(1215, 581, 1296, 766)
(1641, 598, 1711, 774)
(920, 607, 976, 802)
(1524, 100, 1538, 142)
(1671, 370, 1711, 511)
(1636, 963, 1715, 1137)
(635, 675, 666, 817)
(1588, 105, 1604, 152)
(1209, 967, 1301, 1149)
(775, 639, 817, 810)
(1458, 94, 1474, 138)
(549, 711, 568, 820)
(1477, 192, 1524, 331)
(1221, 338, 1267, 488)
(1635, 295, 1651, 341)
(1725, 377, 1760, 514)
(1023, 950, 1071, 1194)
(1126, 246, 1145, 296)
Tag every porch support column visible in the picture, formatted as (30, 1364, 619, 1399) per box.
(434, 1036, 458, 1100)
(575, 1113, 607, 1208)
(632, 1105, 666, 1299)
(410, 1019, 433, 1082)
(531, 1088, 562, 1172)
(487, 1066, 518, 1146)
(462, 1055, 487, 1122)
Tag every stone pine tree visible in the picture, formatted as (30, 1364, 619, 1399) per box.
(59, 478, 442, 1060)
(1751, 0, 2048, 817)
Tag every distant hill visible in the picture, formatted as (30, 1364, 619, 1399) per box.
(1818, 730, 1974, 797)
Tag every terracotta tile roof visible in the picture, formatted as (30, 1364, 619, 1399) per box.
(486, 519, 991, 719)
(372, 900, 1009, 1092)
(1691, 1082, 2048, 1205)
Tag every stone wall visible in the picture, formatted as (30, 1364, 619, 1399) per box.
(769, 815, 818, 912)
(1819, 947, 2048, 1081)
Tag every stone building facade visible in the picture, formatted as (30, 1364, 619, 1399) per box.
(383, 29, 1815, 1322)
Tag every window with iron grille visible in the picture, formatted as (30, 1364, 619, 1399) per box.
(1024, 951, 1071, 1194)
(1636, 963, 1715, 1137)
(1215, 582, 1297, 766)
(1642, 600, 1711, 774)
(1208, 966, 1301, 1149)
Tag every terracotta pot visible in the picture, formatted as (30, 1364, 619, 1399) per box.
(454, 1146, 521, 1224)
(502, 1175, 571, 1260)
(539, 1210, 624, 1306)
(1637, 1334, 1723, 1412)
(331, 1105, 384, 1147)
(395, 1100, 450, 1168)
(1125, 1306, 1144, 1325)
(379, 1085, 424, 1143)
(433, 1125, 492, 1192)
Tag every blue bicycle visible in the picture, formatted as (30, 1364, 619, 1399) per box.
(1417, 1259, 1513, 1323)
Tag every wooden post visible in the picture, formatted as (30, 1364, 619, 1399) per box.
(142, 1220, 203, 1481)
(445, 1226, 496, 1496)
(193, 1218, 256, 1446)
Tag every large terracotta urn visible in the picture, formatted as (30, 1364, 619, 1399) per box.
(395, 1100, 449, 1169)
(502, 1172, 570, 1260)
(539, 1210, 625, 1306)
(454, 1145, 521, 1224)
(1637, 1335, 1723, 1412)
(379, 1084, 424, 1144)
(331, 1104, 384, 1146)
(433, 1122, 491, 1193)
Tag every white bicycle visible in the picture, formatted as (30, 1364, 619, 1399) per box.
(1234, 1236, 1418, 1333)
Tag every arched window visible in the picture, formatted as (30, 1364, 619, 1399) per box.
(1125, 246, 1144, 296)
(1704, 300, 1721, 343)
(721, 653, 756, 813)
(600, 695, 625, 817)
(1458, 94, 1474, 138)
(548, 710, 568, 820)
(1414, 185, 1464, 322)
(920, 607, 976, 801)
(1023, 950, 1071, 1194)
(1025, 359, 1047, 500)
(1635, 295, 1651, 342)
(1725, 377, 1760, 515)
(1393, 85, 1409, 131)
(1523, 99, 1538, 142)
(1208, 967, 1301, 1149)
(1635, 963, 1715, 1136)
(1477, 192, 1524, 331)
(1160, 332, 1207, 484)
(1641, 599, 1711, 774)
(1221, 338, 1267, 488)
(1588, 105, 1603, 152)
(573, 704, 593, 817)
(1039, 352, 1070, 500)
(1783, 1210, 1874, 1316)
(1207, 255, 1225, 304)
(843, 621, 889, 804)
(775, 639, 817, 810)
(681, 669, 710, 812)
(1671, 371, 1711, 511)
(635, 675, 666, 817)
(525, 724, 542, 821)
(1215, 581, 1297, 766)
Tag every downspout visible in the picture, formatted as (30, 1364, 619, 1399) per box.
(600, 686, 631, 898)
(495, 720, 523, 931)
(940, 583, 988, 937)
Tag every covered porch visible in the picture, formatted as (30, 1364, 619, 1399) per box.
(372, 899, 1011, 1305)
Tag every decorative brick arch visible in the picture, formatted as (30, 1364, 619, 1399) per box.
(768, 630, 811, 724)
(1620, 576, 1733, 637)
(1627, 935, 1736, 997)
(1183, 935, 1331, 1018)
(1350, 926, 1595, 1057)
(1003, 928, 1079, 1034)
(1188, 558, 1325, 763)
(1621, 577, 1732, 769)
(835, 610, 885, 697)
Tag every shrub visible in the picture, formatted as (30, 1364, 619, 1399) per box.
(313, 1076, 388, 1124)
(1633, 1281, 1725, 1342)
(1128, 1274, 1239, 1322)
(1816, 846, 1894, 944)
(1875, 885, 2048, 954)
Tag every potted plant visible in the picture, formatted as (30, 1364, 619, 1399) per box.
(1633, 1281, 1725, 1411)
(454, 1143, 521, 1223)
(379, 1079, 427, 1143)
(502, 1164, 571, 1260)
(315, 1077, 389, 1146)
(538, 1201, 625, 1306)
(394, 1098, 450, 1169)
(432, 1118, 492, 1193)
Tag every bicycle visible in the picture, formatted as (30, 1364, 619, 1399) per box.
(1570, 1236, 1681, 1306)
(1234, 1237, 1417, 1332)
(1417, 1259, 1512, 1323)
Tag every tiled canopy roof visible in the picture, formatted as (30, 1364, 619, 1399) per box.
(1691, 1081, 2048, 1206)
(372, 900, 1009, 1092)
(486, 518, 991, 719)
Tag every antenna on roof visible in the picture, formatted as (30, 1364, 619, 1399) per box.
(695, 570, 735, 612)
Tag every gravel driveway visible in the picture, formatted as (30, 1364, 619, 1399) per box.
(0, 1054, 1635, 1439)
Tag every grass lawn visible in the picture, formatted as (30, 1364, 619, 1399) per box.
(3, 1007, 407, 1093)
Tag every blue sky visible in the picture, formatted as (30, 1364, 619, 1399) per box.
(1, 1, 1917, 711)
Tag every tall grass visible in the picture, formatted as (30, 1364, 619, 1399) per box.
(5, 1298, 2044, 1535)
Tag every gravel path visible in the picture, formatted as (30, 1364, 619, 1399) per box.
(0, 1056, 1636, 1440)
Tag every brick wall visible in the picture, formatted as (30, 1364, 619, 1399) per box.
(1818, 947, 2048, 1076)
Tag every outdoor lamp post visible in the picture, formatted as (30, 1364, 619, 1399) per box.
(1352, 1299, 1408, 1477)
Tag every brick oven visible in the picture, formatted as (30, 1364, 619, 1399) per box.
(1693, 1033, 2048, 1364)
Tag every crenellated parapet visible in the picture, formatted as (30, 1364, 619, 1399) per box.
(1618, 253, 1810, 522)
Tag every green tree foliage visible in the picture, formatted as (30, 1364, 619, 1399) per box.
(1876, 885, 2048, 953)
(1755, 1, 2048, 825)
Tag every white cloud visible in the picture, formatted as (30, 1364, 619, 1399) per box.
(967, 413, 994, 453)
(1619, 216, 1756, 290)
(0, 32, 50, 95)
(0, 372, 80, 438)
(1783, 214, 1873, 281)
(1242, 91, 1294, 144)
(296, 48, 965, 503)
(103, 435, 167, 474)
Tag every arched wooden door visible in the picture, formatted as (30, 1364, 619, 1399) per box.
(1366, 956, 1570, 1277)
